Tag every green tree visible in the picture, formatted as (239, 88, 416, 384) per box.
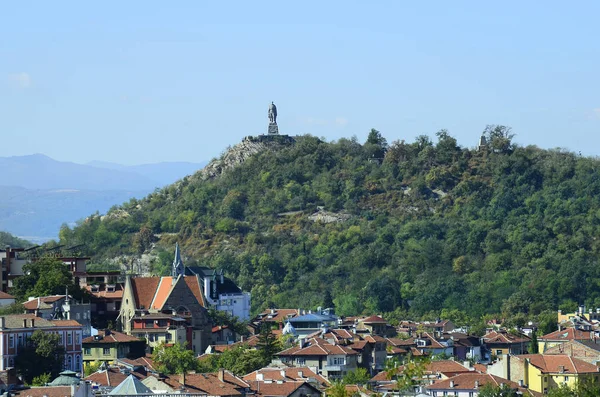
(15, 330, 65, 383)
(342, 367, 370, 385)
(152, 342, 197, 384)
(530, 331, 539, 354)
(365, 128, 388, 159)
(31, 373, 51, 386)
(84, 361, 102, 376)
(11, 257, 82, 301)
(256, 323, 283, 364)
(326, 380, 349, 397)
(386, 356, 431, 392)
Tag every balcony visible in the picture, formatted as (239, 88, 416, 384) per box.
(325, 364, 346, 372)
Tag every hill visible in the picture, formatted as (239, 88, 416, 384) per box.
(0, 231, 32, 248)
(57, 128, 600, 321)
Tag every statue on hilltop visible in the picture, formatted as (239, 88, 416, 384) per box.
(268, 102, 278, 124)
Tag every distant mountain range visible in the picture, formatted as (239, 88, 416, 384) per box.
(0, 154, 206, 242)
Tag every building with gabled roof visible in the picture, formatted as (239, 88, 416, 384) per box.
(247, 379, 322, 397)
(119, 271, 211, 354)
(482, 330, 530, 359)
(243, 366, 330, 390)
(425, 373, 536, 397)
(0, 314, 83, 373)
(511, 354, 600, 394)
(538, 327, 595, 353)
(274, 337, 358, 380)
(82, 329, 145, 367)
(543, 339, 600, 364)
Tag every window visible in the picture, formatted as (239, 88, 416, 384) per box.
(469, 393, 474, 397)
(496, 349, 503, 356)
(18, 335, 23, 346)
(145, 320, 154, 328)
(9, 335, 14, 348)
(332, 357, 345, 365)
(84, 348, 91, 355)
(67, 332, 72, 345)
(193, 332, 196, 339)
(66, 355, 72, 370)
(76, 332, 81, 345)
(296, 358, 306, 365)
(75, 355, 80, 372)
(103, 347, 111, 355)
(564, 376, 569, 382)
(76, 313, 80, 320)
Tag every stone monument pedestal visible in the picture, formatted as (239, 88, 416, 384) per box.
(268, 122, 279, 135)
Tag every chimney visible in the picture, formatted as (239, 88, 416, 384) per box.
(0, 317, 4, 329)
(280, 370, 286, 378)
(218, 368, 224, 382)
(474, 380, 479, 389)
(450, 380, 454, 388)
(256, 373, 264, 381)
(518, 380, 524, 387)
(30, 319, 35, 328)
(23, 319, 27, 328)
(297, 371, 304, 378)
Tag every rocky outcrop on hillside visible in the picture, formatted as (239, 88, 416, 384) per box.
(194, 135, 295, 181)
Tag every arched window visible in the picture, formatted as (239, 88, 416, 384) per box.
(75, 355, 81, 373)
(66, 355, 72, 370)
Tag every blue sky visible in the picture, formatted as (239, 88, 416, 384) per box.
(1, 1, 599, 165)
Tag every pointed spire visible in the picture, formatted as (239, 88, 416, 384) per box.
(172, 242, 185, 282)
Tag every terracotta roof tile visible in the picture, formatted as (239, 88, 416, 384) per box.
(130, 277, 160, 310)
(248, 380, 319, 397)
(541, 328, 593, 341)
(483, 330, 530, 344)
(360, 315, 387, 324)
(256, 309, 299, 323)
(426, 373, 525, 392)
(516, 354, 600, 374)
(23, 295, 66, 310)
(13, 386, 72, 397)
(184, 275, 206, 307)
(84, 368, 146, 387)
(277, 338, 358, 357)
(0, 291, 14, 299)
(150, 277, 174, 310)
(83, 330, 141, 344)
(243, 367, 329, 389)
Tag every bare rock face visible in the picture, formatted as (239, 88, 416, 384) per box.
(308, 206, 351, 223)
(194, 136, 295, 181)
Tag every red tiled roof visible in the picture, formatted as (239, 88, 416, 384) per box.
(85, 285, 124, 299)
(516, 354, 600, 374)
(118, 355, 155, 371)
(248, 380, 319, 397)
(541, 328, 593, 341)
(426, 373, 524, 392)
(256, 309, 299, 323)
(84, 368, 145, 387)
(474, 363, 488, 373)
(483, 330, 530, 344)
(83, 330, 141, 344)
(184, 275, 206, 307)
(360, 315, 387, 324)
(13, 386, 72, 397)
(277, 338, 358, 357)
(0, 291, 14, 299)
(372, 360, 470, 382)
(243, 367, 329, 389)
(130, 277, 160, 310)
(23, 295, 66, 310)
(150, 277, 174, 310)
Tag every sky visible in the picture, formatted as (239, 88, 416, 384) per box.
(1, 1, 599, 165)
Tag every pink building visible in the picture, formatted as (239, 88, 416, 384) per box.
(0, 314, 83, 374)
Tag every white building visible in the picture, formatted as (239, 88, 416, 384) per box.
(185, 267, 251, 321)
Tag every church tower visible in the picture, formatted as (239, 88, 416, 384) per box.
(172, 242, 185, 281)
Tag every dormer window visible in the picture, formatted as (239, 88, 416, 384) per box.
(91, 285, 99, 293)
(106, 284, 115, 292)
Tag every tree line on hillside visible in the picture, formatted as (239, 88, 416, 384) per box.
(54, 127, 600, 326)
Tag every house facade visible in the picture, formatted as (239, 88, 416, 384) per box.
(185, 266, 251, 321)
(23, 295, 92, 337)
(274, 337, 358, 380)
(82, 329, 145, 366)
(0, 314, 83, 373)
(119, 271, 211, 354)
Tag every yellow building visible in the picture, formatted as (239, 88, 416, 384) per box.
(538, 328, 593, 353)
(82, 329, 145, 367)
(512, 354, 600, 394)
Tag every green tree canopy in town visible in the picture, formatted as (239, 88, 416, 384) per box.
(15, 330, 65, 384)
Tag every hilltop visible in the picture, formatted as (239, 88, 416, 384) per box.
(57, 127, 600, 320)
